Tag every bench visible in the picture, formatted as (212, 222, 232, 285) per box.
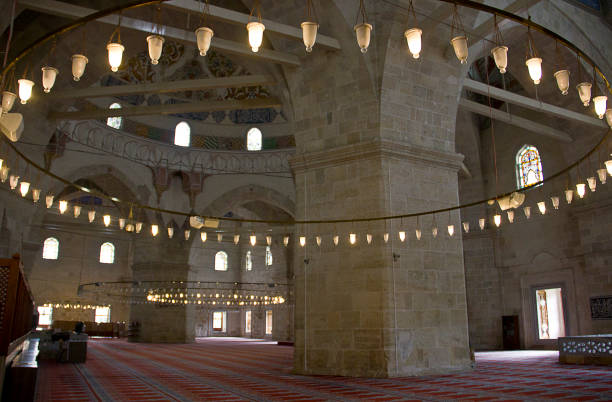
(3, 337, 38, 402)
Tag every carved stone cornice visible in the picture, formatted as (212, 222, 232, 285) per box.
(290, 140, 465, 173)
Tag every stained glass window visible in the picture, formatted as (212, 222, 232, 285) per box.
(42, 237, 59, 260)
(100, 242, 115, 264)
(174, 121, 190, 147)
(245, 250, 252, 271)
(215, 251, 228, 271)
(247, 128, 262, 151)
(516, 145, 543, 189)
(106, 103, 123, 129)
(265, 246, 273, 266)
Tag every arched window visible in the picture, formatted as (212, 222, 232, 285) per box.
(245, 250, 252, 271)
(99, 242, 115, 264)
(174, 121, 191, 147)
(215, 251, 228, 271)
(106, 103, 123, 129)
(42, 237, 59, 260)
(246, 127, 262, 151)
(516, 145, 543, 189)
(265, 246, 273, 266)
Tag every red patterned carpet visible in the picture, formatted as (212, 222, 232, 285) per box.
(35, 338, 612, 401)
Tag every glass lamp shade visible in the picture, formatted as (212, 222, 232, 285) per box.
(107, 43, 125, 72)
(246, 22, 265, 52)
(576, 183, 586, 198)
(551, 196, 560, 210)
(593, 96, 607, 119)
(507, 210, 514, 223)
(450, 35, 468, 64)
(383, 233, 389, 243)
(587, 176, 597, 192)
(201, 231, 207, 243)
(0, 166, 8, 183)
(349, 233, 357, 245)
(606, 109, 612, 128)
(9, 175, 18, 189)
(577, 82, 592, 106)
(125, 223, 134, 232)
(565, 189, 574, 204)
(316, 236, 322, 246)
(2, 91, 17, 113)
(299, 236, 306, 247)
(462, 222, 469, 233)
(447, 225, 455, 237)
(404, 28, 422, 59)
(398, 231, 406, 242)
(217, 234, 223, 242)
(525, 57, 542, 84)
(234, 234, 240, 245)
(32, 188, 40, 203)
(19, 181, 30, 197)
(184, 230, 190, 240)
(135, 222, 142, 233)
(523, 206, 531, 219)
(432, 227, 438, 238)
(73, 205, 81, 218)
(103, 214, 111, 227)
(554, 69, 570, 95)
(45, 194, 54, 208)
(366, 234, 372, 244)
(415, 229, 421, 240)
(333, 235, 340, 246)
(41, 67, 58, 93)
(598, 168, 607, 184)
(88, 210, 95, 223)
(493, 214, 501, 227)
(537, 201, 546, 215)
(301, 22, 319, 53)
(250, 234, 256, 246)
(151, 224, 159, 237)
(59, 200, 68, 214)
(195, 27, 214, 56)
(283, 236, 289, 247)
(119, 218, 126, 229)
(146, 35, 164, 65)
(18, 79, 35, 104)
(71, 54, 88, 81)
(491, 46, 508, 74)
(354, 23, 372, 53)
(479, 218, 485, 230)
(605, 160, 612, 175)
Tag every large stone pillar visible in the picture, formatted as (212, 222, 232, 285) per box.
(129, 238, 195, 343)
(291, 140, 471, 377)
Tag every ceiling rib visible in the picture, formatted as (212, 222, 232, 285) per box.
(459, 98, 573, 143)
(18, 0, 301, 66)
(463, 78, 607, 129)
(48, 97, 282, 120)
(50, 75, 276, 100)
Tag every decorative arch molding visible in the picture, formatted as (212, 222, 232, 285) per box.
(200, 184, 295, 219)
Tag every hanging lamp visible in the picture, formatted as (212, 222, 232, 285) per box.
(71, 55, 88, 81)
(523, 206, 531, 219)
(597, 168, 607, 184)
(18, 78, 34, 104)
(491, 15, 508, 74)
(41, 67, 58, 93)
(147, 5, 164, 65)
(493, 214, 501, 227)
(403, 0, 422, 59)
(450, 5, 468, 64)
(246, 0, 265, 53)
(73, 205, 81, 218)
(462, 222, 470, 233)
(525, 24, 542, 85)
(354, 0, 372, 53)
(1, 91, 17, 113)
(551, 196, 560, 210)
(301, 0, 319, 53)
(195, 0, 214, 56)
(553, 42, 570, 95)
(32, 188, 40, 203)
(576, 56, 591, 106)
(107, 15, 125, 72)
